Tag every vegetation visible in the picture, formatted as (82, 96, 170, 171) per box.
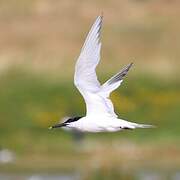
(0, 69, 180, 173)
(0, 0, 180, 178)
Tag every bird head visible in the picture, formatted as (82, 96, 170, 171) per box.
(49, 122, 68, 130)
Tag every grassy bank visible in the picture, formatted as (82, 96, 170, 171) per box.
(0, 69, 180, 172)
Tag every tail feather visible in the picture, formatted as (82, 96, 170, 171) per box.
(134, 123, 155, 129)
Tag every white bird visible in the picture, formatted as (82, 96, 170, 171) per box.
(49, 16, 154, 133)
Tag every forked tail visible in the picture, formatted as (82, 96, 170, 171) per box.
(133, 123, 156, 129)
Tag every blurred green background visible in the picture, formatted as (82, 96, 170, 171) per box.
(0, 0, 180, 179)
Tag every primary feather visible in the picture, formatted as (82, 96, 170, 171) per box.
(74, 16, 102, 93)
(74, 16, 133, 117)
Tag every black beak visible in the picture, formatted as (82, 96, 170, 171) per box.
(49, 122, 67, 130)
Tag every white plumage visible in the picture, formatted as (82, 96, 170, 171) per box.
(50, 16, 154, 132)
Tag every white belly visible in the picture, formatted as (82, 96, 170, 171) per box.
(69, 116, 125, 133)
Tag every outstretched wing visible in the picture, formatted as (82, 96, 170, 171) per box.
(99, 63, 133, 117)
(74, 16, 133, 117)
(74, 16, 102, 93)
(101, 63, 133, 97)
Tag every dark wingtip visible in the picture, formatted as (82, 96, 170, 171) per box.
(128, 62, 134, 69)
(123, 62, 134, 74)
(100, 12, 104, 19)
(107, 62, 134, 85)
(97, 15, 103, 41)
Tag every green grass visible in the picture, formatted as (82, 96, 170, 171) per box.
(1, 0, 180, 176)
(0, 69, 180, 172)
(1, 69, 180, 141)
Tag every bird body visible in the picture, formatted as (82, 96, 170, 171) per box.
(68, 116, 125, 133)
(50, 15, 154, 133)
(63, 116, 153, 133)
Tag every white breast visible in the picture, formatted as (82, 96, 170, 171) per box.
(68, 116, 124, 132)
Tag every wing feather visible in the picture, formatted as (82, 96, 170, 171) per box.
(101, 63, 133, 96)
(98, 63, 133, 117)
(74, 16, 133, 117)
(74, 16, 103, 93)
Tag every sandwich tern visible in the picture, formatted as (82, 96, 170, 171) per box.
(49, 16, 154, 132)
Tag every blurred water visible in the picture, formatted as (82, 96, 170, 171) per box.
(0, 170, 180, 180)
(0, 173, 77, 180)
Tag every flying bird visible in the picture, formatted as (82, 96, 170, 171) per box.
(49, 16, 154, 132)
